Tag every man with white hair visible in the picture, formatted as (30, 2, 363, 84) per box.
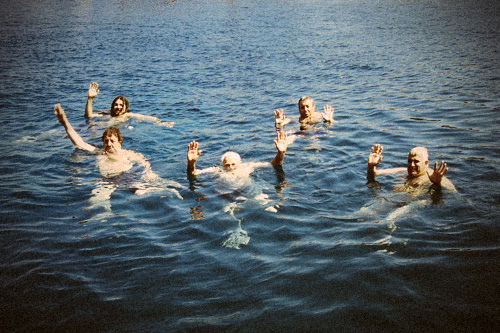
(367, 144, 456, 192)
(186, 132, 289, 248)
(186, 132, 288, 177)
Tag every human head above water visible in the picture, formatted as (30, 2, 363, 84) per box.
(110, 96, 129, 117)
(102, 126, 123, 145)
(298, 96, 315, 119)
(407, 146, 429, 177)
(298, 96, 314, 107)
(221, 152, 241, 171)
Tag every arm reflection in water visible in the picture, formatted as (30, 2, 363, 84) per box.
(54, 104, 182, 214)
(186, 132, 289, 249)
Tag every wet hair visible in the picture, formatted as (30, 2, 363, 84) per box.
(298, 96, 314, 107)
(102, 127, 123, 145)
(110, 96, 129, 116)
(409, 147, 428, 161)
(221, 152, 241, 166)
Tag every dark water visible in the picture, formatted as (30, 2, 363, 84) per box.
(1, 0, 500, 331)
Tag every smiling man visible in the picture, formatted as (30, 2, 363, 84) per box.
(55, 104, 152, 177)
(84, 82, 174, 127)
(367, 144, 456, 192)
(54, 103, 182, 203)
(186, 132, 288, 177)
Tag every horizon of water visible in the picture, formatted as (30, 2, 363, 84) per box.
(1, 0, 500, 332)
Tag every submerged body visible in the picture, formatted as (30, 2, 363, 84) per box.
(367, 144, 457, 193)
(54, 104, 182, 204)
(186, 132, 288, 247)
(359, 144, 458, 228)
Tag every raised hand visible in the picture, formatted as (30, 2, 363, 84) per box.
(274, 109, 286, 125)
(322, 104, 337, 122)
(274, 131, 288, 153)
(88, 82, 99, 98)
(54, 104, 68, 125)
(368, 144, 383, 167)
(187, 141, 202, 163)
(427, 161, 448, 185)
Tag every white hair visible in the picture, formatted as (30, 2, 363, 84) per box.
(221, 151, 241, 165)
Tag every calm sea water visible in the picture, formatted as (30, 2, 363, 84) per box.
(1, 0, 500, 331)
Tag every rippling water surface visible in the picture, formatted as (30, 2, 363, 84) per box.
(1, 0, 500, 331)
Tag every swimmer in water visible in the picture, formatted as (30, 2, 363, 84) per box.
(351, 144, 457, 231)
(186, 132, 288, 248)
(274, 96, 337, 131)
(186, 132, 288, 177)
(367, 144, 457, 194)
(84, 82, 174, 127)
(54, 104, 181, 203)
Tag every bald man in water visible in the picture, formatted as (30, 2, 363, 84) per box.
(367, 144, 456, 193)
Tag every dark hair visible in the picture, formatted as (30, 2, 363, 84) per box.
(102, 127, 123, 145)
(110, 96, 129, 116)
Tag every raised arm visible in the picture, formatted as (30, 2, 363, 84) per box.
(84, 82, 100, 118)
(427, 161, 457, 192)
(54, 104, 96, 152)
(187, 141, 202, 175)
(274, 109, 290, 128)
(322, 104, 338, 123)
(367, 144, 383, 180)
(367, 144, 406, 180)
(271, 132, 288, 166)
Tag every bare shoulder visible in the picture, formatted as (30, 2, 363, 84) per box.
(442, 176, 457, 192)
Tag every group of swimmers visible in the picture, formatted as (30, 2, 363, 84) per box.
(54, 82, 456, 208)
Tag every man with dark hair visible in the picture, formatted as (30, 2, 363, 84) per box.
(84, 82, 174, 127)
(54, 103, 182, 202)
(56, 103, 150, 175)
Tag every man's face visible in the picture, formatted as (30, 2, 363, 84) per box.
(102, 135, 122, 154)
(407, 152, 428, 177)
(298, 99, 315, 119)
(222, 155, 241, 171)
(112, 99, 126, 116)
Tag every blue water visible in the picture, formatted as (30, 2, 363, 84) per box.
(1, 0, 500, 331)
